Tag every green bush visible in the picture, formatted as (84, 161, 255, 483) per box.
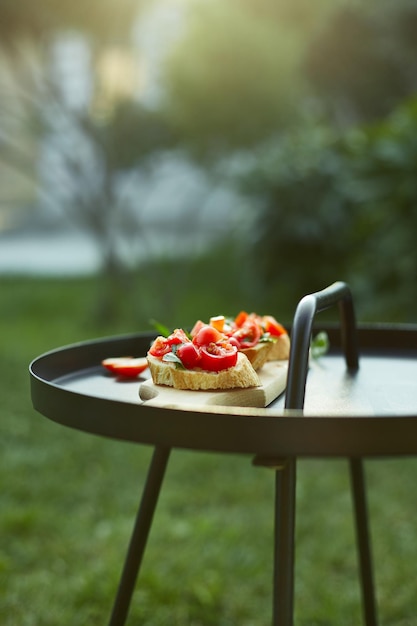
(238, 97, 417, 322)
(343, 96, 417, 320)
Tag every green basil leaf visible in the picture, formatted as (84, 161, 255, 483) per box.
(149, 319, 171, 338)
(311, 331, 330, 359)
(259, 333, 276, 343)
(162, 352, 185, 369)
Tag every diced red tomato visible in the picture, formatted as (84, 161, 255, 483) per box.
(190, 319, 205, 338)
(227, 336, 240, 349)
(147, 311, 286, 375)
(262, 315, 287, 336)
(209, 315, 225, 332)
(193, 324, 225, 347)
(168, 328, 190, 345)
(234, 310, 249, 327)
(149, 328, 190, 357)
(102, 357, 148, 378)
(199, 342, 238, 371)
(149, 336, 172, 357)
(176, 342, 201, 369)
(231, 319, 261, 349)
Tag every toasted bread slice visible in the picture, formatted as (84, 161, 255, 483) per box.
(241, 341, 273, 370)
(147, 352, 260, 391)
(267, 333, 290, 361)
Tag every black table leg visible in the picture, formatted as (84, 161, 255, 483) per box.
(349, 457, 378, 626)
(109, 445, 171, 626)
(264, 456, 378, 626)
(273, 458, 297, 626)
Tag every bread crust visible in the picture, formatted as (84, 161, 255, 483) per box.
(241, 341, 273, 370)
(268, 333, 291, 361)
(147, 352, 260, 391)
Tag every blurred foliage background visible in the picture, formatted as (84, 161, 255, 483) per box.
(1, 0, 417, 323)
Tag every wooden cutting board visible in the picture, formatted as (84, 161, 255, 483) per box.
(139, 361, 288, 408)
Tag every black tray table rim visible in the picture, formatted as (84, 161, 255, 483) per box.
(29, 323, 417, 458)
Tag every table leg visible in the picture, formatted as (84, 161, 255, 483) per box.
(273, 458, 297, 626)
(349, 457, 378, 626)
(108, 445, 171, 626)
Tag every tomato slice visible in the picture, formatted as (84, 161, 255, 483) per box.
(102, 357, 148, 378)
(199, 342, 238, 371)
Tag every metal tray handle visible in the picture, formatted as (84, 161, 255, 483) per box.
(285, 281, 359, 411)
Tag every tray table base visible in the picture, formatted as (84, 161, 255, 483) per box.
(107, 448, 378, 626)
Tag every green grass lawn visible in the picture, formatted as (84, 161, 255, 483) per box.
(1, 273, 417, 625)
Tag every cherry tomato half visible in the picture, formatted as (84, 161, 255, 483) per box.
(176, 342, 201, 369)
(102, 357, 148, 378)
(193, 324, 225, 347)
(199, 343, 238, 371)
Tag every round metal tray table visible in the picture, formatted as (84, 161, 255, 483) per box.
(29, 283, 417, 626)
